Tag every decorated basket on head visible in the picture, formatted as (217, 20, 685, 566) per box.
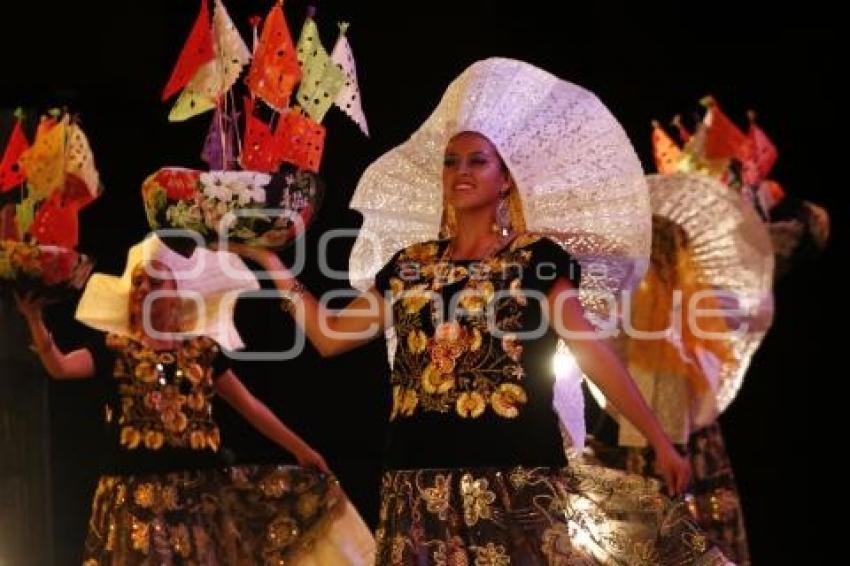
(144, 0, 368, 248)
(0, 108, 99, 300)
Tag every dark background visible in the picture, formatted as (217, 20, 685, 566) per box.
(1, 1, 840, 563)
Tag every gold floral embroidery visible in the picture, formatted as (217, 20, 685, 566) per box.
(422, 474, 452, 520)
(508, 467, 533, 489)
(296, 492, 320, 519)
(470, 327, 483, 352)
(121, 426, 141, 449)
(205, 428, 221, 451)
(134, 361, 157, 383)
(387, 237, 547, 420)
(160, 486, 179, 510)
(431, 263, 470, 289)
(402, 242, 439, 263)
(187, 391, 206, 412)
(107, 335, 221, 451)
(455, 392, 486, 418)
(259, 471, 291, 498)
(501, 334, 523, 362)
(460, 474, 496, 527)
(458, 280, 494, 314)
(190, 430, 207, 450)
(377, 467, 720, 566)
(432, 536, 469, 566)
(390, 534, 407, 564)
(541, 524, 574, 562)
(683, 531, 708, 554)
(185, 363, 204, 385)
(389, 277, 404, 299)
(510, 232, 542, 251)
(130, 515, 149, 554)
(390, 386, 419, 421)
(400, 284, 432, 313)
(170, 523, 192, 558)
(407, 329, 429, 353)
(266, 516, 299, 549)
(491, 383, 528, 419)
(134, 483, 155, 508)
(143, 429, 165, 450)
(422, 364, 456, 394)
(509, 278, 527, 306)
(471, 543, 510, 566)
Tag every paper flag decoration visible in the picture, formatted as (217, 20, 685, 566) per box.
(18, 116, 66, 200)
(162, 0, 215, 101)
(245, 4, 300, 111)
(331, 22, 369, 136)
(651, 120, 682, 174)
(0, 120, 30, 192)
(295, 17, 344, 122)
(274, 108, 325, 173)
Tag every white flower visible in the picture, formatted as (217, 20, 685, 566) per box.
(201, 171, 269, 206)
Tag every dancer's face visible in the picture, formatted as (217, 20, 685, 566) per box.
(443, 131, 513, 214)
(129, 261, 180, 335)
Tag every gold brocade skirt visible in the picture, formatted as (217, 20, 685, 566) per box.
(82, 464, 375, 565)
(375, 464, 732, 565)
(588, 422, 750, 566)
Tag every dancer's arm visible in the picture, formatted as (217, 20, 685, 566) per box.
(15, 292, 94, 380)
(215, 370, 330, 473)
(547, 278, 691, 495)
(221, 243, 390, 358)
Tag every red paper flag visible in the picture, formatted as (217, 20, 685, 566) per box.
(0, 120, 30, 192)
(162, 0, 215, 101)
(240, 97, 279, 172)
(28, 194, 79, 248)
(743, 116, 778, 186)
(703, 103, 752, 162)
(274, 108, 325, 173)
(244, 4, 301, 111)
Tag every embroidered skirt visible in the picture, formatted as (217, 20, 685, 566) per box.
(82, 464, 375, 565)
(589, 422, 749, 565)
(375, 464, 731, 565)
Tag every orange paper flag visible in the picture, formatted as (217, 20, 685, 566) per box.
(275, 108, 325, 173)
(244, 4, 301, 111)
(162, 0, 215, 101)
(240, 97, 279, 172)
(0, 120, 30, 192)
(651, 120, 682, 174)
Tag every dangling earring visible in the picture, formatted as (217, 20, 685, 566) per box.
(493, 191, 512, 237)
(440, 200, 457, 239)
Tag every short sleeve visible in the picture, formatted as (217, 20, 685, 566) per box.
(522, 237, 581, 295)
(373, 248, 404, 295)
(86, 333, 114, 379)
(209, 341, 232, 379)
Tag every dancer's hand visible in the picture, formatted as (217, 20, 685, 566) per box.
(654, 443, 690, 496)
(294, 445, 332, 474)
(14, 291, 48, 322)
(210, 241, 282, 271)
